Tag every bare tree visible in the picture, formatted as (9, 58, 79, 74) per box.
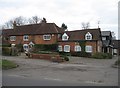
(81, 22, 90, 29)
(111, 31, 116, 40)
(14, 16, 27, 26)
(29, 16, 42, 24)
(4, 20, 14, 29)
(2, 16, 27, 29)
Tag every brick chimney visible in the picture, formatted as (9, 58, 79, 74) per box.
(13, 21, 17, 30)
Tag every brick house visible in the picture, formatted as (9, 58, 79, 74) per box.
(2, 22, 64, 50)
(58, 28, 103, 54)
(111, 40, 120, 55)
(2, 22, 103, 54)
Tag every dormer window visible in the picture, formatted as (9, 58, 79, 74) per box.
(85, 32, 92, 40)
(62, 33, 69, 41)
(23, 35, 29, 41)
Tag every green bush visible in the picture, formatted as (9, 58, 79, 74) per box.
(106, 53, 112, 59)
(60, 55, 69, 61)
(34, 44, 58, 52)
(2, 44, 11, 47)
(114, 59, 120, 65)
(2, 47, 11, 56)
(71, 51, 91, 57)
(33, 51, 59, 55)
(64, 56, 69, 61)
(59, 52, 71, 56)
(92, 52, 112, 59)
(16, 44, 24, 52)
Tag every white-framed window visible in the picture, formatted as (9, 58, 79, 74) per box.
(114, 49, 117, 53)
(64, 45, 70, 52)
(10, 36, 16, 41)
(102, 37, 106, 40)
(23, 35, 29, 41)
(85, 45, 92, 53)
(85, 32, 92, 40)
(23, 44, 29, 50)
(58, 45, 62, 51)
(75, 45, 81, 52)
(62, 33, 69, 41)
(43, 34, 51, 40)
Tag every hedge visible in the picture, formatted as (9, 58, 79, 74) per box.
(2, 47, 11, 56)
(59, 51, 91, 57)
(2, 44, 11, 47)
(92, 52, 112, 59)
(34, 44, 58, 52)
(71, 51, 91, 57)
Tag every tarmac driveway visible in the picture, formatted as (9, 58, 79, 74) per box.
(2, 54, 118, 86)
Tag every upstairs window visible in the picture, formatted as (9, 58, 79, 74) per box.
(43, 34, 51, 40)
(85, 32, 92, 40)
(23, 35, 29, 41)
(102, 37, 106, 40)
(10, 36, 16, 41)
(62, 33, 69, 41)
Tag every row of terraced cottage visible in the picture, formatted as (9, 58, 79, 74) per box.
(2, 21, 120, 55)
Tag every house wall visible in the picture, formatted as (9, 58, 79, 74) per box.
(9, 35, 34, 45)
(34, 34, 58, 44)
(58, 41, 99, 54)
(9, 34, 58, 45)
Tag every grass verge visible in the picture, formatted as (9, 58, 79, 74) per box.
(1, 59, 18, 70)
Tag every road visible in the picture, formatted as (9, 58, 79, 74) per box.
(2, 75, 99, 86)
(2, 54, 119, 86)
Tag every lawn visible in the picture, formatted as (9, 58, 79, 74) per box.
(1, 59, 18, 70)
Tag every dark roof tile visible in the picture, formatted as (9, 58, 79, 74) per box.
(65, 28, 101, 40)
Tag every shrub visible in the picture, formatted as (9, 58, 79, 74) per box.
(2, 47, 11, 56)
(64, 56, 69, 61)
(59, 52, 71, 56)
(33, 51, 59, 55)
(60, 55, 69, 61)
(2, 44, 11, 47)
(114, 59, 120, 66)
(71, 51, 91, 57)
(106, 53, 112, 59)
(92, 52, 112, 59)
(16, 44, 24, 52)
(34, 44, 58, 52)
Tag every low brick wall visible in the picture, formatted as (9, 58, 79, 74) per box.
(30, 53, 64, 62)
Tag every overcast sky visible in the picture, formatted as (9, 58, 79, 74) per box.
(0, 0, 119, 38)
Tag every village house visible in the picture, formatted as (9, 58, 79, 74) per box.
(2, 22, 64, 50)
(58, 28, 102, 54)
(111, 40, 120, 55)
(2, 20, 103, 55)
(4, 18, 120, 56)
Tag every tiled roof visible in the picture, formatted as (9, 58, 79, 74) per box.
(2, 29, 13, 37)
(101, 31, 111, 36)
(2, 23, 64, 36)
(64, 28, 101, 41)
(112, 40, 120, 48)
